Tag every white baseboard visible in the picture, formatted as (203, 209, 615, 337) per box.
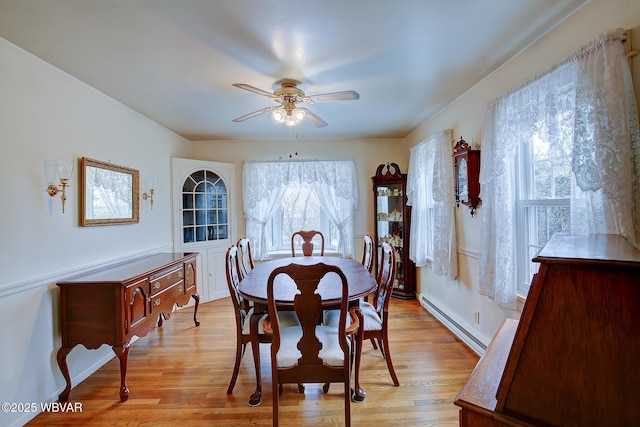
(419, 294, 486, 356)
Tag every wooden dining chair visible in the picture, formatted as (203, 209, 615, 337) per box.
(360, 242, 400, 386)
(361, 235, 376, 304)
(236, 237, 255, 280)
(291, 230, 325, 256)
(361, 234, 375, 274)
(224, 245, 298, 397)
(324, 241, 399, 386)
(263, 263, 361, 427)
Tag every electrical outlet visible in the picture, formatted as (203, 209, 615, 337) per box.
(474, 310, 480, 324)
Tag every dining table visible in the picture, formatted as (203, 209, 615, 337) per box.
(238, 255, 377, 407)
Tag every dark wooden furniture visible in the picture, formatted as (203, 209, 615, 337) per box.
(56, 252, 199, 402)
(263, 263, 361, 427)
(238, 256, 377, 406)
(291, 229, 325, 256)
(236, 237, 255, 280)
(372, 163, 416, 299)
(454, 233, 640, 426)
(453, 137, 481, 216)
(361, 234, 375, 273)
(225, 245, 299, 397)
(360, 242, 399, 386)
(327, 242, 400, 387)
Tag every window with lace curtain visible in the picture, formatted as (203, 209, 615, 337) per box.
(479, 29, 640, 308)
(406, 129, 458, 279)
(242, 160, 357, 260)
(268, 181, 339, 252)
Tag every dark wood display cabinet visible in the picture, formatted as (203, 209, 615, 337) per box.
(372, 163, 415, 299)
(56, 252, 199, 402)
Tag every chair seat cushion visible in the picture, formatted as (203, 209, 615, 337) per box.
(242, 308, 299, 335)
(276, 325, 349, 368)
(323, 301, 382, 332)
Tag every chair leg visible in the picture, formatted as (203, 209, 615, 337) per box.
(380, 333, 399, 386)
(227, 341, 245, 394)
(323, 383, 330, 393)
(272, 376, 279, 427)
(370, 338, 378, 350)
(344, 377, 351, 427)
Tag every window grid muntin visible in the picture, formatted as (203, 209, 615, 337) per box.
(182, 170, 228, 244)
(517, 131, 572, 294)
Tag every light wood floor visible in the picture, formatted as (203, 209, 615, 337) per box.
(28, 297, 478, 426)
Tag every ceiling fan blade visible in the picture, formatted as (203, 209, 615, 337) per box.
(307, 90, 360, 103)
(301, 108, 328, 127)
(232, 83, 278, 98)
(232, 105, 280, 122)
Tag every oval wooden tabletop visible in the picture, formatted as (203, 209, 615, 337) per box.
(238, 256, 377, 306)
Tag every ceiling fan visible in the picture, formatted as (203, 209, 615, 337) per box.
(232, 80, 359, 128)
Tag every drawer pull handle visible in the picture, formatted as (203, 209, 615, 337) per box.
(152, 281, 161, 290)
(177, 285, 183, 292)
(153, 298, 161, 307)
(177, 271, 183, 279)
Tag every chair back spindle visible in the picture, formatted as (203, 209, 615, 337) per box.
(236, 237, 255, 280)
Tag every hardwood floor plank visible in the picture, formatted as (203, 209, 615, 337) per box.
(27, 297, 478, 426)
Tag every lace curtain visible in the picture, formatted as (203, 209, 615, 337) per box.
(242, 160, 358, 259)
(407, 129, 458, 278)
(479, 29, 640, 308)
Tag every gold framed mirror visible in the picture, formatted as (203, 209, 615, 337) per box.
(81, 157, 140, 226)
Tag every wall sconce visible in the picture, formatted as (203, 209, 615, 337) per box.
(46, 158, 74, 213)
(142, 177, 157, 210)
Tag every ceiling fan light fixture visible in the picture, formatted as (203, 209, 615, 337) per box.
(293, 108, 306, 122)
(272, 108, 286, 123)
(233, 81, 358, 128)
(284, 114, 298, 127)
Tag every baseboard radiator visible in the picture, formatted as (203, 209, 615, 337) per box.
(419, 294, 487, 356)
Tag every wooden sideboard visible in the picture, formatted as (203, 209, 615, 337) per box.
(455, 234, 640, 426)
(56, 252, 199, 402)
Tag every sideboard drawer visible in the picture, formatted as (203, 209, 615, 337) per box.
(149, 281, 185, 314)
(149, 266, 184, 295)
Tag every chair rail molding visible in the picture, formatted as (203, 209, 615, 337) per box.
(0, 244, 173, 298)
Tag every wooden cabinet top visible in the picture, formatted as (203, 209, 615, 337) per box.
(534, 233, 640, 267)
(57, 252, 197, 286)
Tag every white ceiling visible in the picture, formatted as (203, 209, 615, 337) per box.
(0, 0, 588, 141)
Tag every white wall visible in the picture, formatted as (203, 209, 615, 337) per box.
(403, 0, 640, 350)
(0, 38, 192, 427)
(191, 138, 409, 260)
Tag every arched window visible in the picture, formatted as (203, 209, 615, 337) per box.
(182, 170, 228, 243)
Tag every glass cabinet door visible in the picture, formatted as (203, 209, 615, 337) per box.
(376, 184, 405, 290)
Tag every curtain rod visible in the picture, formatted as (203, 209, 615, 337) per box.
(489, 28, 627, 106)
